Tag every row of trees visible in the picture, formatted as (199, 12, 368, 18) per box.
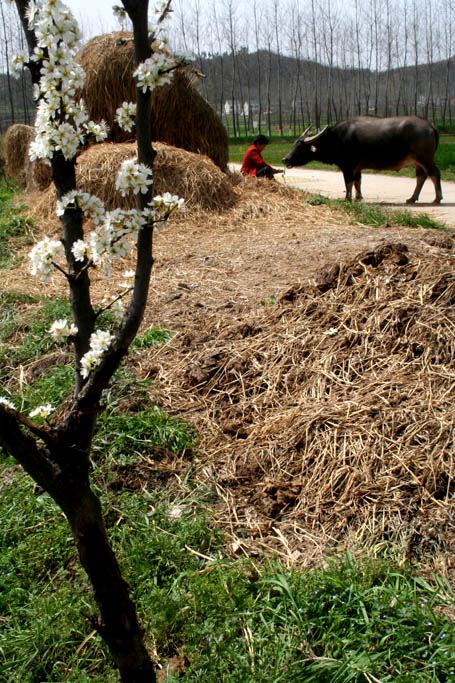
(0, 0, 34, 131)
(171, 0, 455, 135)
(1, 0, 455, 135)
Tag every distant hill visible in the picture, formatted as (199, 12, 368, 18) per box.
(194, 50, 455, 132)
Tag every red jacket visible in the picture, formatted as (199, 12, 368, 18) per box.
(241, 145, 271, 176)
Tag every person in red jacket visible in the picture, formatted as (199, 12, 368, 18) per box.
(241, 134, 283, 179)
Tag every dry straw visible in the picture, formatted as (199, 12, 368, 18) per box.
(29, 141, 237, 222)
(75, 31, 229, 171)
(139, 241, 455, 565)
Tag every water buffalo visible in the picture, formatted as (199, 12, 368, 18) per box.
(282, 115, 442, 204)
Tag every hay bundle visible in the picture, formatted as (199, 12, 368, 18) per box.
(75, 32, 228, 171)
(30, 141, 237, 220)
(4, 123, 35, 186)
(3, 123, 52, 190)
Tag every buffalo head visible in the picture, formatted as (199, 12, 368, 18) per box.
(282, 126, 328, 167)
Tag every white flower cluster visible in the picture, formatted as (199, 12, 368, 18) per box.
(71, 208, 145, 269)
(153, 192, 185, 212)
(133, 52, 174, 94)
(19, 0, 108, 163)
(56, 190, 105, 224)
(80, 329, 115, 379)
(115, 158, 153, 197)
(29, 236, 64, 280)
(149, 2, 171, 46)
(30, 403, 54, 419)
(84, 120, 110, 141)
(101, 271, 135, 321)
(0, 396, 15, 410)
(11, 53, 26, 74)
(115, 101, 136, 132)
(49, 318, 78, 342)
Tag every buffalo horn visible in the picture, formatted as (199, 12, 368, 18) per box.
(304, 125, 328, 144)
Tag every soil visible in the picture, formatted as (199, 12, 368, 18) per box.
(142, 171, 455, 334)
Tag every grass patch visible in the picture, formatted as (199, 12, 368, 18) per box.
(2, 457, 455, 683)
(133, 327, 173, 349)
(307, 194, 448, 230)
(0, 179, 35, 268)
(0, 296, 71, 378)
(93, 371, 196, 463)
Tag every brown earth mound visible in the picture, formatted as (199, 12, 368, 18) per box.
(134, 240, 455, 567)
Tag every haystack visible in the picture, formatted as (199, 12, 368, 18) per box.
(4, 123, 52, 191)
(4, 123, 35, 187)
(75, 32, 228, 171)
(30, 141, 237, 221)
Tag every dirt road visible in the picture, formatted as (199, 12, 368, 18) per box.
(231, 164, 455, 229)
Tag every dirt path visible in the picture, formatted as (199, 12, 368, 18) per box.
(231, 164, 455, 228)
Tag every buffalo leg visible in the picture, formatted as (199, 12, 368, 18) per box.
(342, 170, 354, 201)
(354, 172, 363, 201)
(429, 165, 443, 204)
(406, 165, 427, 204)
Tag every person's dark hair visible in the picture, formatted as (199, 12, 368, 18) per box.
(253, 134, 269, 146)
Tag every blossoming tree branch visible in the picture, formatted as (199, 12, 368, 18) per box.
(0, 0, 184, 679)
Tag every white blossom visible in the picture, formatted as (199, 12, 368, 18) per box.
(10, 53, 26, 75)
(57, 190, 105, 225)
(80, 329, 115, 378)
(84, 120, 109, 142)
(115, 159, 153, 196)
(115, 101, 136, 132)
(49, 318, 78, 342)
(133, 52, 174, 93)
(30, 403, 54, 419)
(80, 350, 102, 378)
(29, 236, 64, 280)
(0, 397, 15, 410)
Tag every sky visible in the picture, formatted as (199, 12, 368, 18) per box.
(65, 1, 120, 39)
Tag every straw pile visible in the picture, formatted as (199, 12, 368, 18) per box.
(4, 123, 35, 187)
(75, 32, 229, 171)
(29, 141, 237, 221)
(4, 123, 52, 190)
(141, 240, 455, 564)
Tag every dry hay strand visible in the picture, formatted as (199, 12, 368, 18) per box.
(4, 124, 34, 187)
(75, 32, 228, 171)
(141, 242, 455, 561)
(29, 141, 237, 224)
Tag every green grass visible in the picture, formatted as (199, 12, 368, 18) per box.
(0, 295, 71, 380)
(307, 194, 447, 231)
(0, 180, 35, 268)
(2, 453, 455, 681)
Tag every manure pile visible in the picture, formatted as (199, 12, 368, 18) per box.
(144, 242, 455, 564)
